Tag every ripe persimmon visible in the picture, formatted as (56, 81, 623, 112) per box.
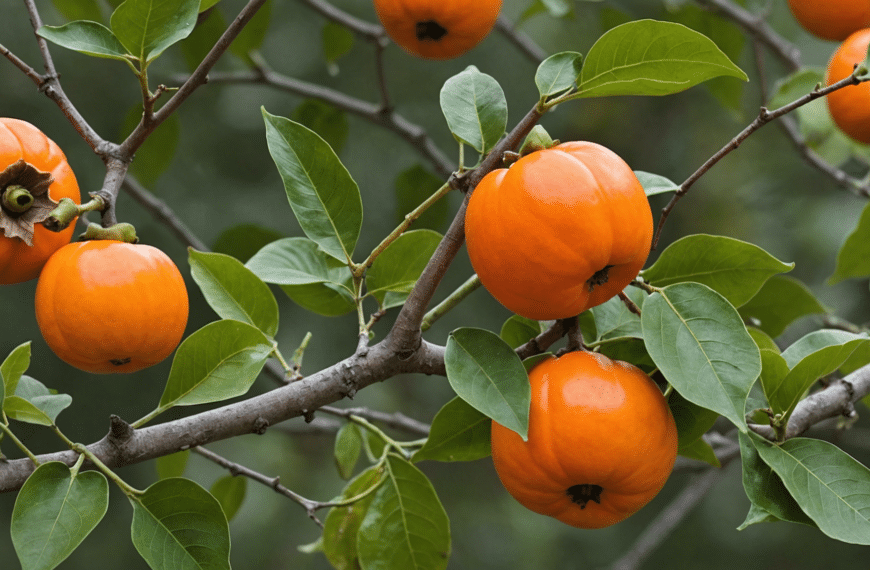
(490, 351, 678, 529)
(35, 240, 188, 374)
(825, 28, 870, 144)
(464, 141, 653, 320)
(787, 0, 870, 41)
(0, 118, 81, 284)
(373, 0, 502, 60)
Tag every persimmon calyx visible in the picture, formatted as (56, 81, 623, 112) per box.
(0, 159, 57, 246)
(518, 126, 559, 157)
(79, 222, 139, 244)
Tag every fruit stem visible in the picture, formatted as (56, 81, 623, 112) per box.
(2, 185, 34, 213)
(79, 222, 139, 243)
(44, 195, 107, 232)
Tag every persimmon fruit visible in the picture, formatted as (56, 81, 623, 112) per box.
(373, 0, 502, 60)
(787, 0, 870, 41)
(825, 28, 870, 144)
(0, 118, 81, 284)
(464, 141, 653, 320)
(35, 240, 188, 374)
(490, 351, 678, 529)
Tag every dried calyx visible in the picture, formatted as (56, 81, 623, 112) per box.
(0, 159, 57, 246)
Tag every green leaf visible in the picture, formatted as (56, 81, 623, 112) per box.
(322, 21, 354, 73)
(444, 328, 530, 440)
(246, 237, 355, 317)
(5, 376, 72, 426)
(2, 341, 31, 399)
(739, 275, 827, 338)
(678, 437, 720, 467)
(323, 466, 384, 570)
(757, 348, 789, 413)
(830, 202, 870, 284)
(334, 423, 363, 480)
(189, 249, 280, 338)
(577, 19, 747, 98)
(499, 315, 545, 349)
(130, 478, 230, 569)
(739, 432, 814, 528)
(634, 170, 680, 196)
(156, 450, 189, 479)
(262, 109, 362, 262)
(37, 21, 130, 61)
(357, 455, 450, 570)
(199, 0, 220, 11)
(766, 331, 870, 421)
(12, 462, 109, 570)
(641, 234, 793, 307)
(748, 327, 780, 353)
(210, 476, 247, 522)
(439, 65, 507, 155)
(590, 286, 647, 342)
(159, 320, 273, 409)
(213, 223, 283, 263)
(535, 51, 583, 98)
(737, 503, 782, 530)
(110, 0, 199, 63)
(641, 283, 761, 430)
(751, 434, 870, 544)
(670, 389, 719, 449)
(52, 0, 105, 22)
(229, 0, 271, 65)
(394, 165, 450, 232)
(121, 104, 179, 187)
(292, 99, 349, 155)
(367, 230, 442, 309)
(596, 338, 657, 371)
(413, 397, 491, 463)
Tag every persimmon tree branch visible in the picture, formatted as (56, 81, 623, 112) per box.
(0, 338, 446, 493)
(494, 15, 548, 63)
(121, 177, 209, 252)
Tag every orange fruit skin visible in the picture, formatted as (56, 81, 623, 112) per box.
(0, 118, 81, 284)
(787, 0, 870, 41)
(826, 28, 870, 144)
(490, 351, 678, 529)
(464, 141, 653, 321)
(373, 0, 502, 60)
(35, 240, 189, 374)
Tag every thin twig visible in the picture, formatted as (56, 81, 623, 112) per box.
(494, 15, 547, 63)
(320, 406, 430, 437)
(196, 69, 454, 178)
(515, 319, 571, 361)
(192, 446, 325, 526)
(695, 0, 801, 72)
(609, 468, 725, 570)
(298, 0, 383, 39)
(654, 72, 870, 246)
(122, 176, 209, 251)
(420, 274, 482, 332)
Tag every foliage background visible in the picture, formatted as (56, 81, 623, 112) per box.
(1, 0, 869, 567)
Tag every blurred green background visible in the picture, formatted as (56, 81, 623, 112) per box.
(2, 0, 870, 568)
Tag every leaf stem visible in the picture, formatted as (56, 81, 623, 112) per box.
(353, 181, 452, 278)
(270, 342, 292, 375)
(349, 414, 413, 460)
(0, 423, 40, 466)
(130, 406, 166, 429)
(420, 274, 482, 331)
(51, 426, 142, 496)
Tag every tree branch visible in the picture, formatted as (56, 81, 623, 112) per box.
(121, 176, 209, 251)
(298, 0, 383, 39)
(494, 15, 547, 63)
(0, 339, 445, 493)
(749, 363, 870, 440)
